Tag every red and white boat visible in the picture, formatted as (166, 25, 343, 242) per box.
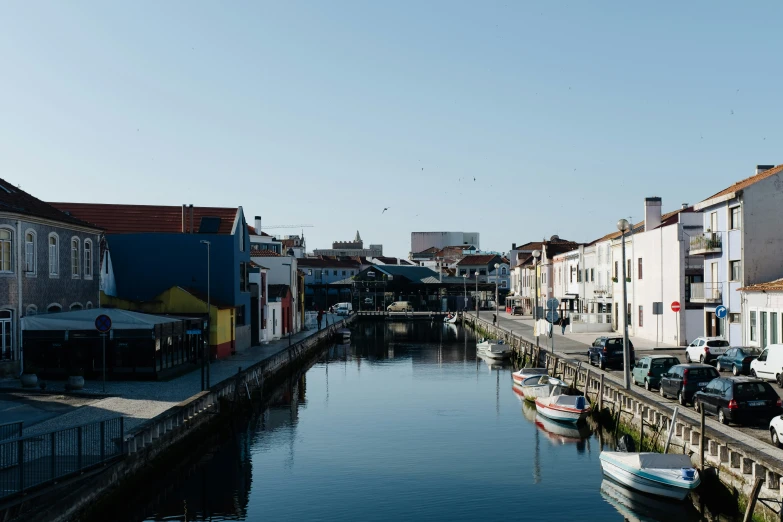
(511, 367, 548, 387)
(534, 388, 591, 424)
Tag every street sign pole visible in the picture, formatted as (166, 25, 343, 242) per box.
(671, 301, 681, 346)
(101, 333, 106, 393)
(94, 314, 112, 393)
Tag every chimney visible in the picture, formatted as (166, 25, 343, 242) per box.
(255, 216, 262, 234)
(182, 204, 187, 233)
(756, 165, 775, 175)
(681, 203, 688, 210)
(189, 204, 194, 234)
(512, 243, 517, 251)
(644, 197, 662, 231)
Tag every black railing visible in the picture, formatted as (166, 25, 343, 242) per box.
(0, 421, 22, 441)
(0, 417, 124, 500)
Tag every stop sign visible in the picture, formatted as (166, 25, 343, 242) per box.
(671, 301, 681, 312)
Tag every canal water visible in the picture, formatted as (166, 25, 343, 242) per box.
(117, 321, 736, 521)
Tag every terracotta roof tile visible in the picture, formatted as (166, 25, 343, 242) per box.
(0, 180, 100, 229)
(456, 254, 500, 266)
(739, 278, 783, 293)
(50, 203, 239, 235)
(701, 164, 783, 202)
(250, 249, 281, 257)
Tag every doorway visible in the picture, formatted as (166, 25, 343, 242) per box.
(706, 311, 722, 337)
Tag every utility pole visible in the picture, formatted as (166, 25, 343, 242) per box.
(200, 240, 211, 390)
(617, 219, 631, 390)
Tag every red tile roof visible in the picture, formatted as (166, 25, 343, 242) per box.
(250, 249, 281, 257)
(739, 278, 783, 293)
(50, 203, 239, 235)
(702, 164, 783, 202)
(0, 179, 101, 230)
(456, 254, 500, 266)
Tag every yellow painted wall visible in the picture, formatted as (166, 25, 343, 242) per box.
(101, 287, 235, 349)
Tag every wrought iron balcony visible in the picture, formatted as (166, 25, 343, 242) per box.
(689, 232, 722, 255)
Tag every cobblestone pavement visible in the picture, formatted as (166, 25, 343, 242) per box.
(2, 316, 343, 436)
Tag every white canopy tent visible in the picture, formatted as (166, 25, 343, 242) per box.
(22, 308, 180, 331)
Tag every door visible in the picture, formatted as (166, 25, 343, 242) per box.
(272, 309, 277, 336)
(762, 312, 768, 348)
(710, 212, 718, 235)
(0, 310, 11, 360)
(755, 348, 769, 377)
(701, 381, 720, 414)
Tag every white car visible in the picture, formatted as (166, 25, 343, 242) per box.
(770, 414, 783, 447)
(685, 336, 730, 365)
(750, 344, 783, 385)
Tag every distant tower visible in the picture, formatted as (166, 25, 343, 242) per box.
(355, 230, 362, 242)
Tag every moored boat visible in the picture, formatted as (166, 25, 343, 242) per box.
(600, 479, 693, 522)
(520, 374, 566, 402)
(443, 313, 459, 324)
(534, 388, 590, 424)
(477, 338, 512, 360)
(512, 367, 548, 387)
(599, 452, 700, 501)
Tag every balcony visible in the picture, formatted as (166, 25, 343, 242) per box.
(689, 232, 722, 255)
(690, 282, 722, 303)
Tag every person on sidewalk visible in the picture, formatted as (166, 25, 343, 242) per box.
(561, 316, 568, 335)
(317, 309, 323, 330)
(492, 313, 497, 326)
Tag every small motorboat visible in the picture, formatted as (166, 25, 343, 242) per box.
(599, 452, 700, 501)
(443, 313, 459, 324)
(476, 338, 512, 360)
(534, 388, 590, 424)
(512, 367, 548, 387)
(520, 374, 566, 403)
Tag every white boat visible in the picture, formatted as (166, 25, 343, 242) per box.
(512, 367, 548, 387)
(599, 452, 700, 501)
(443, 314, 459, 324)
(476, 338, 512, 360)
(534, 388, 590, 424)
(520, 375, 566, 402)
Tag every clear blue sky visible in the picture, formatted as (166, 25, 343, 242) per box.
(2, 2, 781, 256)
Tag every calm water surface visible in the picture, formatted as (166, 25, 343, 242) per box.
(131, 321, 728, 521)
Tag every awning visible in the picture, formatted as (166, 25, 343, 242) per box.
(22, 308, 181, 331)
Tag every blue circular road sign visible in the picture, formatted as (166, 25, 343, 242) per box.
(715, 305, 728, 319)
(95, 314, 112, 333)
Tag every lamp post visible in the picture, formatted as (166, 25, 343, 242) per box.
(475, 271, 479, 318)
(532, 250, 541, 348)
(494, 263, 500, 323)
(463, 273, 468, 312)
(282, 262, 292, 346)
(617, 218, 631, 390)
(199, 240, 211, 390)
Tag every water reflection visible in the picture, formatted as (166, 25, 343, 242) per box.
(534, 415, 591, 452)
(600, 478, 695, 522)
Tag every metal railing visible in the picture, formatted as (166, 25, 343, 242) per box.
(689, 232, 722, 254)
(0, 417, 124, 500)
(690, 282, 722, 302)
(570, 313, 612, 324)
(0, 421, 22, 441)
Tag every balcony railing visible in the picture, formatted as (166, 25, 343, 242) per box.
(689, 232, 722, 255)
(690, 282, 722, 303)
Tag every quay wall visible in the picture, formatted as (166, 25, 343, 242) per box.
(466, 315, 783, 521)
(2, 317, 355, 522)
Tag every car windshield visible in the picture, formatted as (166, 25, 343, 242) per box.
(688, 368, 718, 378)
(707, 340, 729, 347)
(740, 348, 762, 356)
(652, 358, 677, 368)
(735, 382, 773, 399)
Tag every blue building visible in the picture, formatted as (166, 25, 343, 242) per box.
(51, 202, 253, 354)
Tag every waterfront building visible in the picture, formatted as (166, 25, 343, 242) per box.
(410, 231, 480, 255)
(298, 257, 361, 309)
(313, 231, 383, 257)
(738, 277, 783, 348)
(50, 202, 253, 357)
(0, 181, 101, 375)
(692, 164, 783, 345)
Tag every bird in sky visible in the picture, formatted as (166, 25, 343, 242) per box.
(382, 207, 390, 214)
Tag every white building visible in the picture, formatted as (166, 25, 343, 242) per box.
(249, 216, 283, 254)
(739, 278, 783, 349)
(692, 164, 783, 345)
(410, 231, 480, 254)
(250, 251, 301, 334)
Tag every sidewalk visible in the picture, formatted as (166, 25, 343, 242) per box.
(471, 311, 678, 353)
(2, 314, 344, 437)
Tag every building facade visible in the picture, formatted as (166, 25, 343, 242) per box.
(313, 231, 383, 257)
(0, 180, 101, 373)
(410, 231, 480, 255)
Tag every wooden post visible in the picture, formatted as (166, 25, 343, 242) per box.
(743, 477, 764, 522)
(699, 407, 706, 472)
(584, 369, 592, 398)
(598, 374, 604, 411)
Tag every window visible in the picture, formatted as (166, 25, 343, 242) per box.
(638, 305, 643, 327)
(626, 259, 632, 279)
(637, 258, 643, 280)
(333, 270, 337, 276)
(0, 310, 11, 360)
(71, 237, 80, 278)
(710, 211, 718, 233)
(49, 234, 59, 276)
(25, 305, 37, 316)
(729, 313, 741, 323)
(0, 229, 12, 272)
(84, 239, 92, 278)
(730, 206, 741, 230)
(627, 303, 632, 326)
(614, 261, 618, 279)
(47, 304, 62, 313)
(70, 303, 83, 311)
(501, 280, 507, 288)
(772, 313, 778, 345)
(590, 268, 594, 282)
(762, 312, 768, 348)
(730, 260, 741, 282)
(24, 231, 36, 274)
(342, 271, 346, 276)
(750, 311, 757, 341)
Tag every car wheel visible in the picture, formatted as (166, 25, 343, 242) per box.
(599, 359, 606, 371)
(732, 365, 739, 376)
(660, 386, 666, 399)
(699, 355, 705, 364)
(718, 409, 728, 425)
(772, 428, 781, 448)
(777, 374, 783, 389)
(751, 369, 757, 377)
(716, 361, 722, 372)
(694, 399, 701, 413)
(686, 352, 691, 363)
(678, 391, 687, 406)
(645, 379, 651, 391)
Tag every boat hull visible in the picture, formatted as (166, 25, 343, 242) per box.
(599, 454, 700, 501)
(534, 401, 589, 424)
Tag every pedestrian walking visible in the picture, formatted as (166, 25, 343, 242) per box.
(492, 313, 497, 326)
(561, 315, 570, 335)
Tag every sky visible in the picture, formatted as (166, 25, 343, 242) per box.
(2, 1, 782, 256)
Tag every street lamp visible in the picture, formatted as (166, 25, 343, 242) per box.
(617, 218, 631, 390)
(532, 250, 541, 348)
(494, 263, 500, 323)
(463, 273, 468, 312)
(282, 262, 293, 346)
(475, 270, 479, 318)
(199, 240, 211, 390)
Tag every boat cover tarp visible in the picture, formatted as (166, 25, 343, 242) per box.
(606, 452, 694, 470)
(22, 308, 181, 331)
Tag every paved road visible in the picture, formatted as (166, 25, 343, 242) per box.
(472, 310, 783, 449)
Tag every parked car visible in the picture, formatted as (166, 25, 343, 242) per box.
(716, 347, 762, 376)
(770, 414, 783, 447)
(693, 376, 782, 425)
(587, 337, 635, 370)
(685, 337, 730, 364)
(659, 364, 719, 405)
(632, 355, 681, 390)
(334, 302, 353, 316)
(511, 306, 524, 316)
(750, 344, 783, 387)
(387, 301, 413, 312)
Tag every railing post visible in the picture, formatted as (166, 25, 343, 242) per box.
(100, 421, 106, 461)
(77, 425, 83, 470)
(50, 431, 56, 480)
(18, 438, 24, 492)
